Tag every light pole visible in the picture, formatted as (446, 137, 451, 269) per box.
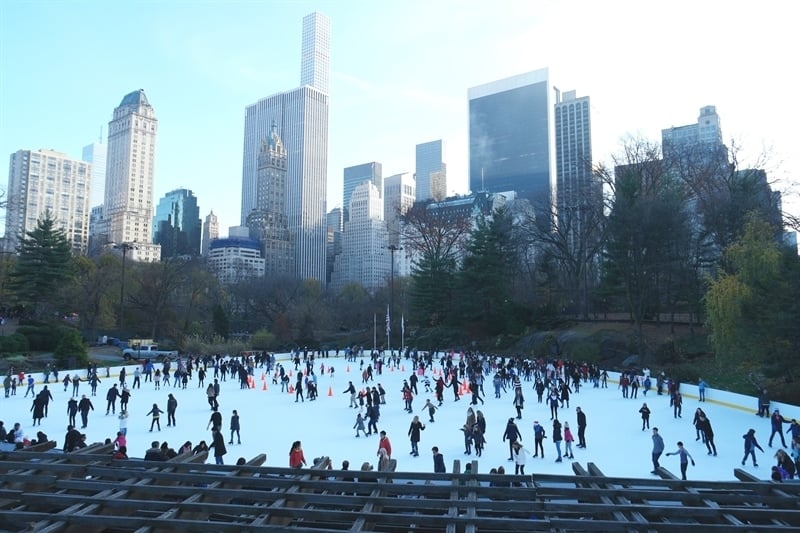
(115, 243, 135, 334)
(387, 244, 402, 355)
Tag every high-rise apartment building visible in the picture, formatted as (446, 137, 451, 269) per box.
(201, 210, 219, 256)
(554, 90, 599, 248)
(153, 188, 201, 258)
(415, 140, 447, 202)
(246, 122, 292, 275)
(325, 207, 343, 284)
(104, 89, 161, 262)
(301, 11, 331, 94)
(4, 149, 91, 254)
(383, 172, 416, 247)
(82, 140, 106, 209)
(241, 12, 330, 283)
(468, 68, 554, 214)
(343, 161, 382, 222)
(330, 181, 389, 293)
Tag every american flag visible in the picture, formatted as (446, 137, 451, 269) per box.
(385, 304, 391, 337)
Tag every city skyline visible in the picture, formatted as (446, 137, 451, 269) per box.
(1, 1, 797, 237)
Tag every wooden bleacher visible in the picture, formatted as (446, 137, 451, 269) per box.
(1, 449, 799, 532)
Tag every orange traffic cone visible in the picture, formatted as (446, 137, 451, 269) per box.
(261, 372, 266, 381)
(262, 381, 267, 391)
(328, 386, 333, 396)
(288, 384, 294, 394)
(346, 365, 350, 373)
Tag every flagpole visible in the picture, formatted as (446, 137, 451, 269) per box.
(386, 304, 391, 355)
(373, 313, 376, 353)
(401, 314, 405, 355)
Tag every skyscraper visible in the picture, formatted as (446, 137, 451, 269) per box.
(241, 12, 330, 283)
(201, 210, 219, 256)
(554, 89, 599, 248)
(4, 149, 91, 254)
(246, 122, 292, 276)
(82, 140, 106, 209)
(415, 140, 447, 202)
(383, 172, 416, 247)
(301, 11, 331, 94)
(343, 161, 382, 222)
(468, 68, 554, 213)
(153, 188, 201, 258)
(330, 181, 389, 293)
(104, 89, 161, 262)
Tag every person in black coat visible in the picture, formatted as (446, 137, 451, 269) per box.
(576, 407, 587, 448)
(502, 418, 522, 461)
(166, 393, 178, 427)
(209, 427, 227, 465)
(77, 395, 94, 429)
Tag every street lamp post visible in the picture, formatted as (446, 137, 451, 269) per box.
(115, 243, 135, 334)
(387, 244, 402, 356)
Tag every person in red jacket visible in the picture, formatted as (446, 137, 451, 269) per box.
(378, 430, 392, 460)
(289, 440, 307, 468)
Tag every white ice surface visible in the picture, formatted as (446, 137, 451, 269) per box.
(2, 354, 796, 481)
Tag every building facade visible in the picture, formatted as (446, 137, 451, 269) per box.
(4, 149, 91, 254)
(104, 89, 161, 262)
(207, 237, 265, 284)
(201, 210, 219, 256)
(343, 161, 382, 222)
(82, 141, 106, 209)
(330, 181, 390, 293)
(246, 122, 293, 276)
(153, 188, 201, 258)
(326, 207, 343, 284)
(415, 140, 446, 202)
(241, 12, 330, 283)
(383, 172, 416, 248)
(554, 89, 600, 250)
(468, 68, 554, 214)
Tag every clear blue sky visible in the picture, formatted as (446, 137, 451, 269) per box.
(1, 0, 797, 234)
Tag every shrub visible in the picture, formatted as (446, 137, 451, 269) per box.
(53, 328, 89, 368)
(0, 333, 30, 355)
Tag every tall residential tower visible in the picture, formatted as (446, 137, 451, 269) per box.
(4, 149, 91, 254)
(104, 89, 161, 261)
(241, 12, 330, 283)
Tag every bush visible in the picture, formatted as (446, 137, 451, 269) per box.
(0, 333, 30, 355)
(16, 323, 64, 351)
(53, 328, 89, 368)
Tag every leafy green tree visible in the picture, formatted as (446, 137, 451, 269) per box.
(53, 327, 89, 367)
(8, 212, 73, 320)
(706, 214, 798, 375)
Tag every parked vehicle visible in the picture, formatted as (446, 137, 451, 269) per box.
(122, 344, 178, 361)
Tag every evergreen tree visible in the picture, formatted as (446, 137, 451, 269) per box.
(8, 212, 73, 320)
(456, 206, 517, 335)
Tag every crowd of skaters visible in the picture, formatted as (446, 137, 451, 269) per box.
(2, 347, 799, 482)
